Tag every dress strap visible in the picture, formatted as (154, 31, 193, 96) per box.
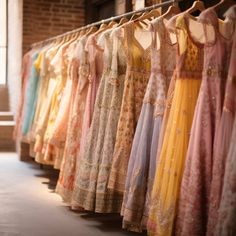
(123, 22, 134, 64)
(175, 14, 188, 55)
(110, 28, 120, 81)
(124, 22, 133, 46)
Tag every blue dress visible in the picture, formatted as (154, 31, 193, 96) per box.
(121, 17, 177, 232)
(22, 52, 40, 135)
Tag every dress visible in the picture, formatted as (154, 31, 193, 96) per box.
(42, 40, 72, 164)
(55, 35, 89, 202)
(14, 50, 33, 140)
(34, 43, 62, 164)
(175, 9, 234, 236)
(108, 21, 151, 193)
(208, 7, 236, 235)
(29, 46, 50, 137)
(28, 45, 52, 157)
(74, 32, 104, 169)
(71, 28, 125, 213)
(48, 41, 79, 169)
(147, 13, 203, 236)
(21, 51, 40, 136)
(155, 15, 179, 160)
(215, 8, 236, 236)
(96, 28, 127, 212)
(57, 31, 104, 204)
(215, 105, 236, 236)
(121, 17, 177, 232)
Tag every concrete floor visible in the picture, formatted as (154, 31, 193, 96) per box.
(0, 153, 145, 236)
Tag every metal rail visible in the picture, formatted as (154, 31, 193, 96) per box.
(31, 0, 182, 48)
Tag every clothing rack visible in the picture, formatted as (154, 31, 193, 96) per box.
(31, 0, 183, 48)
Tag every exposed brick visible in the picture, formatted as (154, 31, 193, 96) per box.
(23, 0, 85, 53)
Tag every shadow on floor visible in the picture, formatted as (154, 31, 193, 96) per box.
(25, 161, 146, 235)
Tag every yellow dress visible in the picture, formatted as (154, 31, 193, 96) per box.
(42, 40, 72, 165)
(147, 14, 204, 236)
(34, 43, 62, 164)
(28, 46, 50, 157)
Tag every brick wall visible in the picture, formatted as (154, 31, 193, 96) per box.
(23, 0, 85, 53)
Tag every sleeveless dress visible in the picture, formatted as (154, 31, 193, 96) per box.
(154, 15, 180, 163)
(71, 29, 120, 212)
(65, 32, 103, 206)
(175, 9, 234, 236)
(121, 17, 176, 233)
(75, 32, 104, 170)
(72, 27, 126, 213)
(95, 27, 127, 212)
(14, 50, 33, 140)
(216, 19, 236, 232)
(48, 41, 78, 146)
(147, 13, 203, 236)
(42, 40, 72, 165)
(215, 26, 236, 234)
(21, 51, 40, 135)
(48, 41, 79, 169)
(215, 118, 236, 236)
(55, 35, 89, 203)
(28, 46, 52, 158)
(34, 44, 63, 164)
(108, 21, 151, 193)
(29, 45, 51, 142)
(209, 6, 236, 236)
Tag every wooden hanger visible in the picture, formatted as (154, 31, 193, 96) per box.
(79, 28, 86, 37)
(130, 12, 142, 21)
(95, 19, 118, 35)
(186, 0, 205, 15)
(162, 4, 181, 19)
(97, 23, 108, 33)
(108, 20, 117, 27)
(85, 26, 98, 36)
(70, 31, 79, 41)
(53, 35, 66, 47)
(133, 8, 160, 28)
(53, 36, 62, 46)
(117, 17, 129, 26)
(60, 34, 69, 44)
(212, 0, 235, 17)
(139, 8, 160, 21)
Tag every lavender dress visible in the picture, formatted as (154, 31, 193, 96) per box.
(121, 17, 177, 233)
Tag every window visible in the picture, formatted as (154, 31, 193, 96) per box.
(0, 0, 7, 85)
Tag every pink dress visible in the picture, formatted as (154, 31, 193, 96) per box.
(55, 36, 89, 202)
(70, 33, 104, 207)
(175, 8, 234, 236)
(208, 7, 236, 235)
(14, 51, 33, 140)
(49, 42, 78, 148)
(75, 33, 104, 168)
(48, 42, 79, 169)
(215, 117, 236, 236)
(71, 28, 125, 213)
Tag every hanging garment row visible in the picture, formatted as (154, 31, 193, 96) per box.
(14, 1, 236, 236)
